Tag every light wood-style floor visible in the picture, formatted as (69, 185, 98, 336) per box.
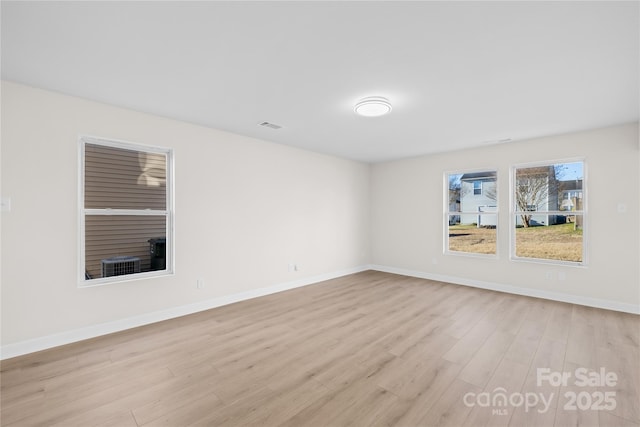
(2, 271, 639, 426)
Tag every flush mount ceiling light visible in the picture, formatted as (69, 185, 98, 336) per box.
(354, 96, 392, 117)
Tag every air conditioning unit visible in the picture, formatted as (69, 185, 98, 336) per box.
(102, 256, 141, 277)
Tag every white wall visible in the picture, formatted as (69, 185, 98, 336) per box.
(371, 123, 640, 311)
(2, 81, 638, 358)
(0, 82, 371, 353)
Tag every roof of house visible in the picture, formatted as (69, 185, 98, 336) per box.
(460, 171, 497, 180)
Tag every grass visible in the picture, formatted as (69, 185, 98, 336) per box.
(515, 222, 582, 262)
(448, 222, 582, 262)
(448, 224, 497, 255)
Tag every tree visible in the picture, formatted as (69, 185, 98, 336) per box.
(448, 174, 461, 206)
(515, 165, 562, 227)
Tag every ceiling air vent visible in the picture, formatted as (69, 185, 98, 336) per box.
(259, 121, 282, 130)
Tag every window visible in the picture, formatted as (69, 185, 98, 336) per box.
(79, 136, 174, 285)
(512, 160, 584, 264)
(473, 180, 482, 195)
(445, 170, 498, 256)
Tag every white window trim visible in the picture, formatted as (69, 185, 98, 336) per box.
(509, 158, 587, 267)
(78, 135, 175, 287)
(443, 169, 500, 259)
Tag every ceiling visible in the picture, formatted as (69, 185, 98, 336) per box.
(2, 1, 638, 163)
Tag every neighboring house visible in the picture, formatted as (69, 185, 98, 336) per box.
(459, 171, 497, 226)
(559, 179, 583, 211)
(559, 178, 584, 229)
(458, 168, 576, 227)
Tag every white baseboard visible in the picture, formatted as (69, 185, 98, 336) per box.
(0, 265, 370, 360)
(370, 264, 640, 315)
(4, 264, 636, 360)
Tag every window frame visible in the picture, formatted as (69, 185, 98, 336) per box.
(510, 158, 587, 267)
(78, 135, 175, 287)
(444, 169, 500, 259)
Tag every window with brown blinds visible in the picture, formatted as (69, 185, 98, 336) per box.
(80, 137, 173, 284)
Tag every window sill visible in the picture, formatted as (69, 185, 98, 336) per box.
(444, 250, 499, 260)
(78, 269, 175, 288)
(509, 256, 587, 268)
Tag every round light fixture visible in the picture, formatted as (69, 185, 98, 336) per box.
(354, 96, 392, 117)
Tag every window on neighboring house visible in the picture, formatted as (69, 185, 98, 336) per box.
(446, 170, 498, 256)
(79, 136, 174, 285)
(512, 160, 585, 264)
(473, 180, 482, 195)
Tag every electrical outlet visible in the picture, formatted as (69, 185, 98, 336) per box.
(196, 279, 204, 289)
(288, 263, 298, 272)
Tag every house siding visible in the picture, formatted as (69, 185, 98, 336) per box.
(459, 178, 497, 226)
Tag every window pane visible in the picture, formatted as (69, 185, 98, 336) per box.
(447, 171, 498, 256)
(449, 214, 497, 255)
(515, 162, 583, 213)
(513, 161, 584, 263)
(85, 143, 167, 210)
(514, 216, 583, 262)
(85, 215, 167, 279)
(448, 171, 497, 213)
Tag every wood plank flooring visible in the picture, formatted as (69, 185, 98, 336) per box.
(1, 271, 639, 426)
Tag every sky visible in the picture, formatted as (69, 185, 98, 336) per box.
(558, 162, 583, 181)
